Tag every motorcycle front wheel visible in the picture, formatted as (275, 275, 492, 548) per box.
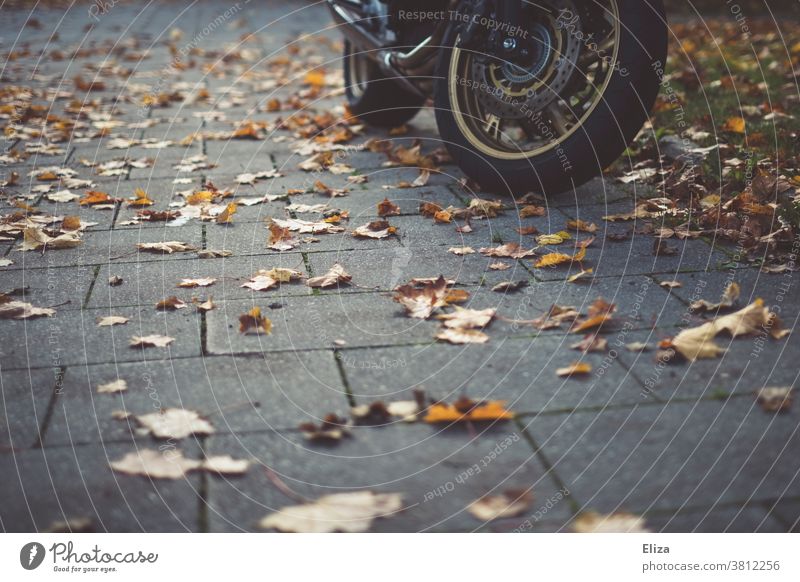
(434, 0, 667, 194)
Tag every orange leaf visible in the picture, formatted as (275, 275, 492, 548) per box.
(424, 398, 514, 423)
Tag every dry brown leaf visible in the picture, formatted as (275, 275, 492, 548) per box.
(435, 328, 489, 344)
(755, 387, 793, 412)
(689, 282, 740, 312)
(239, 307, 272, 335)
(137, 241, 197, 254)
(572, 511, 650, 533)
(0, 300, 56, 319)
(178, 277, 216, 288)
(424, 397, 514, 422)
(156, 296, 186, 311)
(259, 491, 403, 533)
(468, 490, 533, 521)
(352, 220, 397, 239)
(437, 307, 496, 330)
(136, 408, 214, 439)
(96, 315, 129, 327)
(448, 246, 475, 256)
(110, 449, 202, 479)
(556, 362, 593, 377)
(129, 334, 175, 348)
(393, 276, 451, 319)
(306, 263, 351, 288)
(97, 379, 127, 394)
(479, 243, 537, 259)
(377, 198, 400, 216)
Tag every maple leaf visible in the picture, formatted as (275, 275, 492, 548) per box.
(127, 187, 154, 207)
(19, 227, 82, 252)
(572, 298, 616, 333)
(129, 335, 175, 348)
(468, 198, 503, 218)
(755, 387, 793, 413)
(96, 315, 129, 327)
(271, 217, 345, 235)
(531, 305, 580, 330)
(572, 511, 650, 533)
(567, 219, 598, 233)
(556, 362, 593, 377)
(393, 276, 451, 319)
(110, 449, 202, 479)
(424, 397, 514, 422)
(239, 307, 272, 335)
(156, 296, 186, 311)
(178, 277, 216, 288)
(216, 202, 237, 224)
(571, 335, 608, 353)
(448, 246, 475, 255)
(436, 307, 496, 330)
(136, 408, 215, 439)
(137, 241, 197, 254)
(468, 490, 534, 521)
(479, 243, 537, 259)
(0, 300, 55, 319)
(689, 282, 740, 312)
(435, 328, 489, 344)
(79, 191, 118, 206)
(352, 220, 397, 239)
(519, 205, 546, 218)
(377, 198, 400, 216)
(259, 491, 403, 533)
(306, 263, 352, 288)
(97, 379, 127, 394)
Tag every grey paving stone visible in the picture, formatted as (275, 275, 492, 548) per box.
(5, 224, 204, 270)
(206, 294, 439, 354)
(545, 176, 636, 207)
(0, 305, 202, 370)
(0, 265, 96, 312)
(204, 425, 570, 532)
(463, 275, 690, 332)
(340, 335, 647, 414)
(766, 498, 800, 532)
(0, 443, 202, 532)
(306, 245, 531, 293)
(204, 217, 402, 256)
(652, 268, 800, 325)
(524, 398, 800, 515)
(87, 252, 309, 308)
(0, 368, 57, 450)
(617, 329, 799, 403)
(644, 503, 786, 532)
(45, 351, 347, 446)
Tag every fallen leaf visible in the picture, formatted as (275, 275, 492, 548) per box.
(393, 276, 452, 319)
(352, 220, 397, 239)
(571, 335, 608, 353)
(755, 387, 793, 412)
(449, 246, 475, 255)
(690, 282, 740, 312)
(96, 315, 129, 327)
(137, 241, 197, 254)
(216, 202, 238, 224)
(156, 296, 186, 311)
(178, 277, 216, 288)
(97, 379, 127, 394)
(259, 491, 403, 533)
(0, 300, 56, 319)
(491, 280, 528, 293)
(424, 397, 514, 422)
(306, 264, 352, 288)
(110, 449, 201, 479)
(239, 307, 272, 335)
(479, 243, 537, 259)
(136, 408, 214, 439)
(127, 187, 154, 207)
(572, 512, 650, 533)
(377, 198, 400, 216)
(435, 328, 489, 344)
(437, 307, 496, 330)
(201, 455, 250, 475)
(130, 335, 175, 348)
(468, 490, 533, 521)
(556, 362, 593, 377)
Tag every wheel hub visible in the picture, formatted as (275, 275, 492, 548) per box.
(472, 0, 581, 119)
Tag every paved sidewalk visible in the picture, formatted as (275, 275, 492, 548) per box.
(0, 0, 798, 532)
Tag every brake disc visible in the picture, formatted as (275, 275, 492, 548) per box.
(471, 0, 581, 119)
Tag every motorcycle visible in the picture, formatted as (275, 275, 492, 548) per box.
(328, 0, 667, 194)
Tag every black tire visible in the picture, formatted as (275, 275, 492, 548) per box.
(433, 0, 667, 194)
(344, 41, 426, 128)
